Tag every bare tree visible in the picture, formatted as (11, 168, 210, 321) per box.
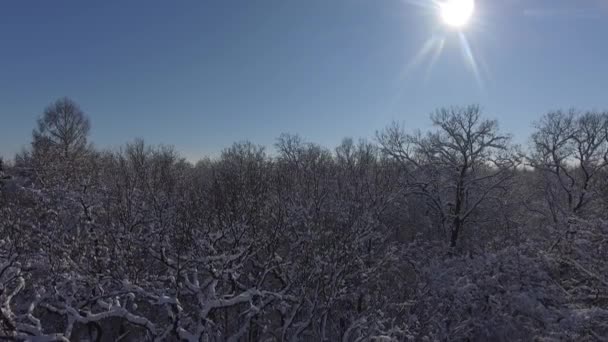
(16, 97, 93, 187)
(530, 110, 608, 221)
(378, 105, 518, 247)
(33, 97, 90, 159)
(7, 99, 608, 341)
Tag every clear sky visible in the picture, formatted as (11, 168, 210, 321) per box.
(1, 0, 607, 161)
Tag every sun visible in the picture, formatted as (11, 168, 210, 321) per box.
(439, 0, 475, 29)
(401, 0, 485, 88)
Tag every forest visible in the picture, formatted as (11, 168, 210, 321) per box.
(1, 97, 608, 341)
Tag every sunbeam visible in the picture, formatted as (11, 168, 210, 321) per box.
(458, 32, 483, 88)
(401, 35, 443, 78)
(424, 37, 445, 82)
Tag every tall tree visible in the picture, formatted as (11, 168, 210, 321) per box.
(22, 97, 92, 186)
(33, 97, 90, 160)
(530, 110, 608, 221)
(378, 105, 518, 247)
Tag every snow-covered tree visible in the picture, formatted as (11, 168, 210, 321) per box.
(3, 104, 608, 341)
(378, 105, 520, 247)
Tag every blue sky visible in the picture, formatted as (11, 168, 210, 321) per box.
(1, 0, 607, 161)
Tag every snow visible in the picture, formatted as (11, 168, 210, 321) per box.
(2, 108, 608, 340)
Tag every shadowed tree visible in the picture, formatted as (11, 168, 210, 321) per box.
(530, 110, 608, 222)
(33, 97, 90, 160)
(378, 105, 519, 247)
(18, 97, 92, 186)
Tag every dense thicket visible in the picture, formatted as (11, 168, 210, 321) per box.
(2, 100, 608, 341)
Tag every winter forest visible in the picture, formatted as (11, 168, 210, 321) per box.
(2, 97, 608, 341)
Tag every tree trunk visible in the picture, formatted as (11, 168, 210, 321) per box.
(450, 218, 461, 248)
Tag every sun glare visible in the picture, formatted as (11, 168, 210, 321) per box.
(401, 0, 485, 89)
(440, 0, 475, 28)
